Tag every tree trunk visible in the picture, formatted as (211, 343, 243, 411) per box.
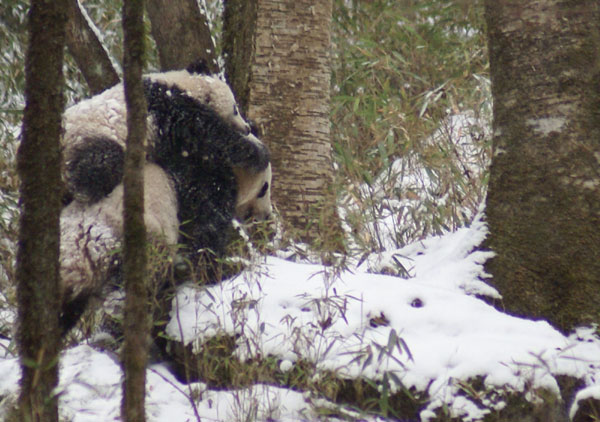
(16, 2, 67, 421)
(484, 0, 600, 332)
(65, 0, 120, 95)
(224, 0, 338, 244)
(121, 0, 148, 420)
(146, 0, 218, 72)
(222, 0, 257, 114)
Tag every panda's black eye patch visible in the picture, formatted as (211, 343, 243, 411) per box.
(257, 182, 269, 198)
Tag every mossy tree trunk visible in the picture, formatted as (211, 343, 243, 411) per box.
(146, 0, 218, 72)
(121, 0, 148, 420)
(224, 0, 339, 245)
(484, 0, 600, 332)
(16, 1, 67, 421)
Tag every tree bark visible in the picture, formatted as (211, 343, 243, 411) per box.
(121, 0, 148, 420)
(146, 0, 218, 72)
(484, 0, 600, 332)
(224, 0, 338, 243)
(65, 0, 120, 95)
(16, 1, 67, 421)
(222, 0, 257, 114)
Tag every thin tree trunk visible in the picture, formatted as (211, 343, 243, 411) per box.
(224, 0, 339, 244)
(222, 0, 257, 114)
(65, 0, 120, 94)
(484, 0, 600, 332)
(146, 0, 218, 72)
(121, 0, 148, 420)
(16, 2, 67, 421)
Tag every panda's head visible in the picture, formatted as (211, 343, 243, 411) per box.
(144, 68, 250, 135)
(233, 134, 273, 222)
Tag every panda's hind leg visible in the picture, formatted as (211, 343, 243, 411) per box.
(66, 136, 125, 203)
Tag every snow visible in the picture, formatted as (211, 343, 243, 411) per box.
(166, 216, 600, 420)
(0, 344, 326, 422)
(2, 215, 600, 421)
(571, 384, 600, 420)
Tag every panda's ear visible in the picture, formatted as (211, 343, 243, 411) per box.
(186, 59, 211, 75)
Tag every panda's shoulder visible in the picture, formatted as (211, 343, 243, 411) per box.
(65, 83, 125, 116)
(143, 69, 226, 106)
(63, 84, 128, 143)
(143, 76, 219, 122)
(143, 69, 200, 94)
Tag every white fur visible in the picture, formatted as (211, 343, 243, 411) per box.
(62, 83, 129, 160)
(234, 164, 272, 220)
(231, 134, 272, 221)
(60, 164, 178, 297)
(60, 198, 120, 301)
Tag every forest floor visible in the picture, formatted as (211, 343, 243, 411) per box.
(0, 207, 599, 421)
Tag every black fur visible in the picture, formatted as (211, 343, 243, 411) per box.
(186, 59, 211, 76)
(66, 137, 125, 203)
(60, 290, 93, 335)
(142, 79, 271, 260)
(144, 79, 270, 173)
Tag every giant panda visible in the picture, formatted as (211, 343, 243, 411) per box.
(59, 74, 273, 332)
(62, 61, 252, 204)
(59, 163, 272, 333)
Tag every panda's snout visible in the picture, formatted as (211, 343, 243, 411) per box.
(242, 207, 272, 222)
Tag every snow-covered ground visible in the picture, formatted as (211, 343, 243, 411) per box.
(1, 214, 600, 421)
